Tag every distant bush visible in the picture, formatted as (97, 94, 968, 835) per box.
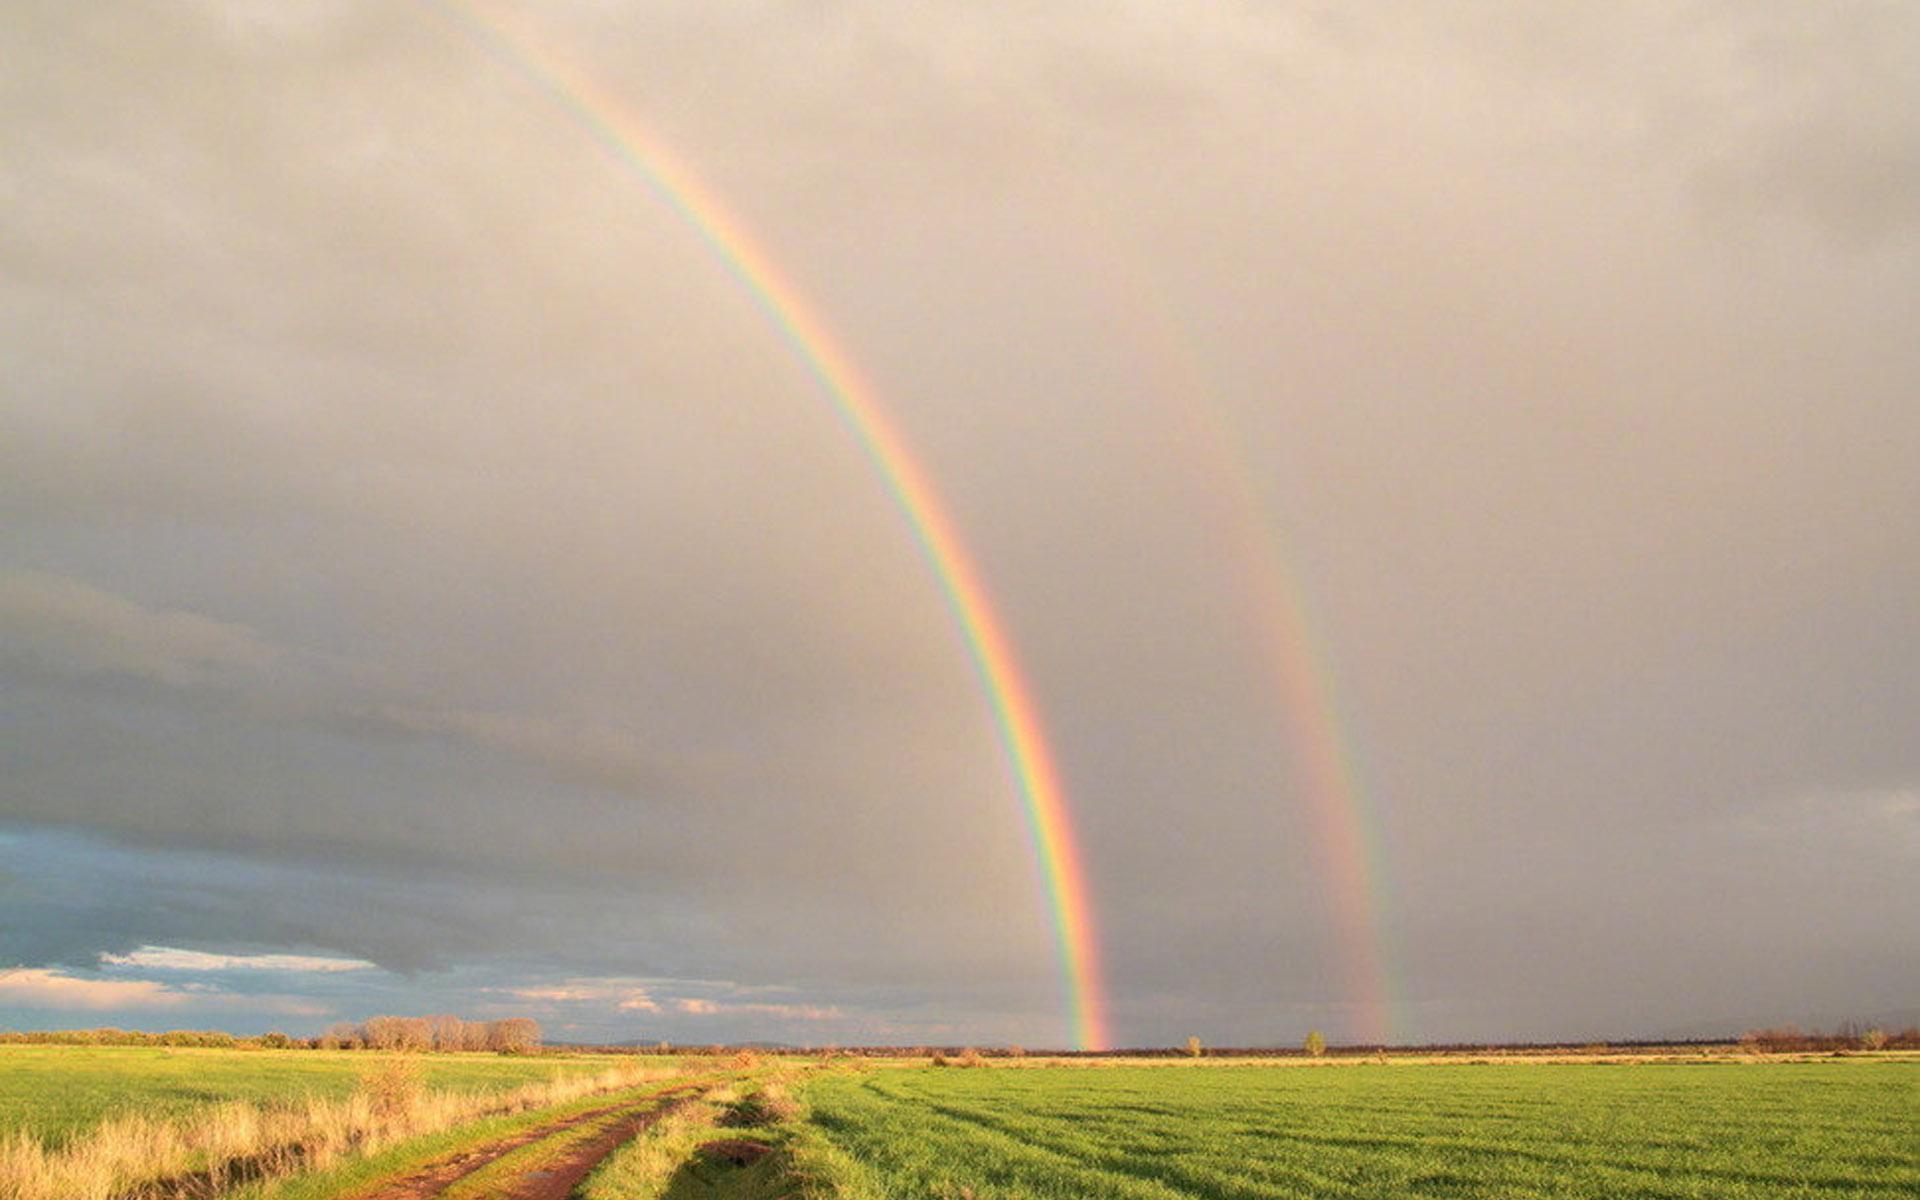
(1304, 1030, 1327, 1058)
(1186, 1036, 1203, 1058)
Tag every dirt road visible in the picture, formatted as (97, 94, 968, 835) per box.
(351, 1086, 697, 1200)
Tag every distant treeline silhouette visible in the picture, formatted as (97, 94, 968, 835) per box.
(0, 1028, 257, 1048)
(1738, 1023, 1918, 1052)
(0, 1015, 543, 1053)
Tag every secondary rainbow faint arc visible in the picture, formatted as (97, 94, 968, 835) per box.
(432, 0, 1110, 1051)
(1124, 303, 1400, 1048)
(1047, 201, 1402, 1046)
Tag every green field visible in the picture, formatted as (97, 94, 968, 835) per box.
(803, 1061, 1920, 1199)
(0, 1045, 641, 1146)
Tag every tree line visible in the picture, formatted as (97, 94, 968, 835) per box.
(320, 1015, 541, 1053)
(0, 1015, 542, 1053)
(1739, 1023, 1918, 1052)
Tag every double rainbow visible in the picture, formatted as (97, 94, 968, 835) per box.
(433, 1, 1110, 1051)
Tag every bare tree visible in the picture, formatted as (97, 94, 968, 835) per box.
(485, 1017, 541, 1053)
(426, 1014, 469, 1052)
(362, 1016, 430, 1051)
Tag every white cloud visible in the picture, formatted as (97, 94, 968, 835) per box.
(99, 946, 377, 973)
(0, 967, 327, 1016)
(511, 985, 603, 1003)
(507, 978, 660, 1012)
(673, 997, 842, 1021)
(0, 967, 188, 1011)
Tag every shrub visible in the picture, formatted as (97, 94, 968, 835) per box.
(1305, 1030, 1327, 1058)
(722, 1084, 802, 1127)
(1185, 1036, 1203, 1058)
(359, 1058, 424, 1117)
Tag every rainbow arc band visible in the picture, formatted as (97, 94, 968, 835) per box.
(433, 0, 1110, 1052)
(1044, 202, 1400, 1046)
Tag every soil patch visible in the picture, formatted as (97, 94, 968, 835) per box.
(696, 1139, 774, 1167)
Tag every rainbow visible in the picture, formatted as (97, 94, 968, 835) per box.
(430, 0, 1110, 1051)
(1051, 209, 1402, 1045)
(1196, 436, 1402, 1047)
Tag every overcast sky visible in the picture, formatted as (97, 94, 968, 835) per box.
(3, 0, 1917, 1048)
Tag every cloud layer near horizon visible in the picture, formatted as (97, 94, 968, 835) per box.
(3, 0, 1917, 1045)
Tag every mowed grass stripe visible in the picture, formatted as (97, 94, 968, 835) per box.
(809, 1077, 1188, 1200)
(914, 1097, 1338, 1200)
(804, 1062, 1920, 1199)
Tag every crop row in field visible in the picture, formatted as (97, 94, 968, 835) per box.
(802, 1060, 1920, 1199)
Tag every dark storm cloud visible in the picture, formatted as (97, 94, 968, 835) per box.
(3, 0, 1916, 1045)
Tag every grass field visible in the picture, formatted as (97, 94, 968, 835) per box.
(803, 1060, 1920, 1199)
(7, 1049, 1917, 1200)
(0, 1045, 654, 1146)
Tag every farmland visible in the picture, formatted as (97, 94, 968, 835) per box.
(0, 1044, 653, 1146)
(802, 1059, 1920, 1199)
(4, 1047, 1917, 1200)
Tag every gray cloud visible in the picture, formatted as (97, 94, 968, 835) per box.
(3, 0, 1916, 1046)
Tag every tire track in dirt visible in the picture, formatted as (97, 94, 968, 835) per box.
(351, 1085, 699, 1200)
(489, 1100, 687, 1200)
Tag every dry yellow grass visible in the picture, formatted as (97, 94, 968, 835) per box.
(0, 1060, 673, 1200)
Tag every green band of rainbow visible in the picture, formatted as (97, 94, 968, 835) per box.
(433, 0, 1110, 1051)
